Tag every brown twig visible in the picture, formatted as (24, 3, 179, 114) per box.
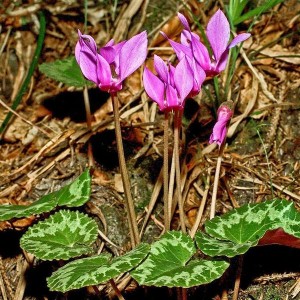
(232, 256, 244, 300)
(190, 168, 212, 238)
(109, 279, 125, 300)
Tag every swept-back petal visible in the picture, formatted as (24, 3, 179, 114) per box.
(75, 43, 98, 83)
(75, 41, 81, 65)
(209, 120, 228, 146)
(105, 39, 115, 47)
(174, 57, 193, 101)
(190, 35, 211, 71)
(96, 54, 112, 90)
(180, 30, 191, 46)
(143, 67, 165, 111)
(75, 30, 100, 83)
(228, 33, 251, 49)
(189, 59, 206, 95)
(112, 40, 126, 55)
(119, 31, 148, 81)
(77, 30, 98, 53)
(168, 65, 175, 86)
(166, 84, 181, 110)
(160, 31, 192, 59)
(207, 9, 230, 61)
(209, 104, 233, 145)
(100, 46, 116, 64)
(178, 13, 190, 31)
(215, 49, 229, 73)
(154, 55, 168, 82)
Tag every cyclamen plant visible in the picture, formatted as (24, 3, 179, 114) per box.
(75, 30, 148, 247)
(75, 30, 147, 93)
(164, 10, 251, 77)
(143, 55, 194, 111)
(1, 6, 299, 300)
(209, 101, 233, 146)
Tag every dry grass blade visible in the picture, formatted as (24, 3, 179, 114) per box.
(113, 0, 144, 41)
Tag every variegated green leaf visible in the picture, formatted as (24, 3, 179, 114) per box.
(39, 56, 93, 87)
(56, 169, 91, 207)
(47, 243, 150, 292)
(196, 199, 300, 257)
(130, 231, 229, 287)
(0, 169, 91, 221)
(0, 193, 57, 221)
(20, 210, 98, 260)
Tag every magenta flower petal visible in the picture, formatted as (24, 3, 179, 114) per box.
(105, 39, 115, 47)
(113, 40, 126, 53)
(209, 120, 228, 146)
(189, 59, 206, 95)
(119, 31, 148, 81)
(228, 33, 251, 49)
(166, 84, 181, 110)
(75, 30, 100, 83)
(75, 41, 81, 65)
(168, 65, 176, 87)
(75, 44, 98, 83)
(111, 40, 126, 74)
(174, 57, 193, 100)
(96, 54, 112, 90)
(143, 67, 165, 110)
(154, 55, 168, 83)
(77, 30, 98, 53)
(209, 104, 233, 146)
(207, 9, 230, 62)
(178, 12, 191, 31)
(100, 46, 116, 64)
(160, 31, 192, 59)
(190, 35, 211, 71)
(215, 49, 229, 73)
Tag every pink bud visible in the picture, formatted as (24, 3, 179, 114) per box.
(209, 102, 233, 146)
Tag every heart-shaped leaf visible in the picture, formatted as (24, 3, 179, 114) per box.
(20, 210, 98, 260)
(39, 56, 93, 87)
(47, 243, 150, 292)
(196, 199, 300, 257)
(0, 169, 91, 221)
(131, 231, 229, 287)
(56, 169, 91, 207)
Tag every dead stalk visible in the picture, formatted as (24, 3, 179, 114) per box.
(232, 256, 244, 300)
(109, 279, 125, 300)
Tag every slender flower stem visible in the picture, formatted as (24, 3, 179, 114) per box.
(83, 85, 94, 167)
(168, 148, 176, 220)
(163, 112, 170, 231)
(210, 142, 225, 219)
(111, 93, 140, 247)
(174, 110, 186, 233)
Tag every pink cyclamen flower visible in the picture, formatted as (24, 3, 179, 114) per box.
(209, 102, 233, 146)
(143, 55, 193, 111)
(75, 30, 147, 93)
(166, 10, 251, 77)
(160, 30, 205, 97)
